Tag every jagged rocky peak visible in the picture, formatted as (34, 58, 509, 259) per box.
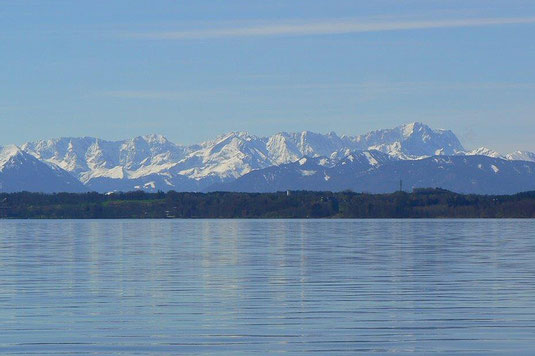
(353, 122, 464, 158)
(0, 145, 25, 169)
(16, 122, 462, 190)
(201, 131, 264, 155)
(175, 131, 270, 181)
(266, 133, 300, 165)
(208, 131, 254, 143)
(401, 122, 435, 139)
(122, 133, 176, 152)
(21, 136, 109, 173)
(344, 150, 393, 166)
(12, 122, 534, 193)
(265, 130, 346, 164)
(0, 144, 87, 193)
(463, 147, 504, 159)
(142, 133, 170, 144)
(124, 134, 185, 159)
(297, 130, 345, 156)
(506, 151, 535, 162)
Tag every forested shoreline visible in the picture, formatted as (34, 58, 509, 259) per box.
(0, 188, 534, 219)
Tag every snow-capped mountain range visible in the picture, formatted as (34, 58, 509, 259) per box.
(1, 122, 534, 194)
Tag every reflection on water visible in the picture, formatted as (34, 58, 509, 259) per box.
(1, 219, 534, 354)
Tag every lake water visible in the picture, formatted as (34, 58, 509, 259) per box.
(1, 220, 534, 355)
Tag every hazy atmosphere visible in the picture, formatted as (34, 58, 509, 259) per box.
(1, 0, 534, 152)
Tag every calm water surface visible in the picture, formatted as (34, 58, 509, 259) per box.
(1, 219, 534, 355)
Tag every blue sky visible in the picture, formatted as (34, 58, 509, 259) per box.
(1, 0, 534, 152)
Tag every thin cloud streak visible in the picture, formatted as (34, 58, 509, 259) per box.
(124, 16, 535, 40)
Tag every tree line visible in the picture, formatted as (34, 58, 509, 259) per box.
(0, 188, 534, 219)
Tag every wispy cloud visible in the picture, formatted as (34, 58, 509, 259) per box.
(123, 16, 535, 40)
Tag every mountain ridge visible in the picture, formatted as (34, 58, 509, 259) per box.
(1, 122, 533, 194)
(212, 152, 535, 195)
(0, 145, 87, 193)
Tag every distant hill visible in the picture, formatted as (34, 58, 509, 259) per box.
(213, 153, 535, 195)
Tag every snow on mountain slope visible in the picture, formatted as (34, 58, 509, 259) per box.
(266, 131, 347, 163)
(22, 134, 189, 177)
(0, 145, 87, 193)
(461, 147, 504, 159)
(342, 155, 535, 195)
(173, 132, 271, 181)
(506, 151, 535, 162)
(207, 156, 334, 193)
(21, 135, 192, 188)
(215, 153, 535, 195)
(209, 150, 394, 193)
(20, 130, 353, 191)
(457, 147, 535, 163)
(21, 122, 464, 191)
(347, 122, 464, 158)
(17, 122, 534, 193)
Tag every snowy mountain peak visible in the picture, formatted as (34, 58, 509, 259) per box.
(0, 145, 24, 169)
(212, 131, 253, 142)
(12, 122, 534, 193)
(0, 145, 86, 192)
(15, 122, 467, 192)
(339, 150, 393, 167)
(463, 147, 504, 159)
(447, 146, 535, 163)
(0, 144, 22, 156)
(398, 121, 454, 143)
(351, 122, 463, 158)
(141, 134, 169, 144)
(401, 122, 420, 138)
(506, 150, 535, 162)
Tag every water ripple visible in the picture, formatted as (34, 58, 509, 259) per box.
(0, 219, 534, 354)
